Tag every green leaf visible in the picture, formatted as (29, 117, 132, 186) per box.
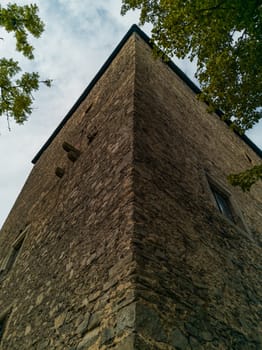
(121, 0, 262, 132)
(228, 165, 262, 192)
(0, 3, 50, 125)
(122, 0, 262, 190)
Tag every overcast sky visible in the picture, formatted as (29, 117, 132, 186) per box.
(0, 0, 261, 228)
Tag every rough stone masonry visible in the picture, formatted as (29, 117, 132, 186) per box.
(0, 25, 261, 349)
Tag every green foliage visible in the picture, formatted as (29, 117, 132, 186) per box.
(122, 0, 262, 189)
(0, 3, 50, 125)
(121, 0, 262, 132)
(228, 164, 262, 192)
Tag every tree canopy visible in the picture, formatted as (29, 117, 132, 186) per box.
(121, 0, 262, 190)
(122, 0, 262, 132)
(0, 3, 51, 126)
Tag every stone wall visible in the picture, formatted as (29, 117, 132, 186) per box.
(132, 34, 262, 349)
(0, 35, 137, 350)
(0, 27, 261, 350)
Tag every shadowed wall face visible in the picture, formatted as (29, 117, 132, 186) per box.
(132, 34, 262, 349)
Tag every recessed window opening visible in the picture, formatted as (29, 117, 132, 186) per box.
(211, 187, 234, 222)
(0, 230, 27, 277)
(0, 311, 10, 342)
(6, 237, 25, 272)
(0, 317, 6, 340)
(206, 175, 249, 234)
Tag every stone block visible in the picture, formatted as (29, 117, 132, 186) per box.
(116, 302, 136, 334)
(88, 310, 102, 331)
(170, 328, 189, 349)
(77, 327, 100, 350)
(136, 303, 166, 343)
(24, 325, 31, 336)
(54, 312, 67, 329)
(100, 327, 114, 346)
(76, 311, 91, 335)
(115, 334, 134, 350)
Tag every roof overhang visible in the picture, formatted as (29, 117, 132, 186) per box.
(32, 24, 262, 164)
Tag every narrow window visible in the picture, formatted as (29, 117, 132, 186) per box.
(209, 181, 235, 223)
(5, 236, 25, 272)
(0, 310, 10, 342)
(0, 229, 27, 277)
(206, 176, 249, 233)
(0, 316, 6, 340)
(211, 187, 234, 222)
(0, 321, 3, 340)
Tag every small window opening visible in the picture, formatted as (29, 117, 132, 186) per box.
(1, 234, 25, 276)
(206, 176, 249, 233)
(0, 318, 6, 340)
(0, 226, 29, 282)
(211, 188, 234, 222)
(0, 311, 9, 341)
(6, 237, 24, 272)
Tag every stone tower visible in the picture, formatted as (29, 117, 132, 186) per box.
(0, 25, 261, 350)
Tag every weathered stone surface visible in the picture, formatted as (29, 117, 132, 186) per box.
(24, 325, 31, 336)
(131, 33, 262, 349)
(88, 311, 102, 331)
(116, 302, 136, 334)
(0, 31, 137, 350)
(54, 312, 67, 329)
(115, 334, 134, 350)
(37, 340, 50, 350)
(170, 328, 189, 349)
(77, 328, 100, 350)
(76, 311, 91, 335)
(100, 327, 114, 346)
(0, 27, 261, 350)
(200, 331, 213, 342)
(136, 303, 167, 343)
(36, 293, 44, 306)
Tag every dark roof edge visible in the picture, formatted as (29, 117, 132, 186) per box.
(32, 24, 261, 163)
(32, 24, 140, 164)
